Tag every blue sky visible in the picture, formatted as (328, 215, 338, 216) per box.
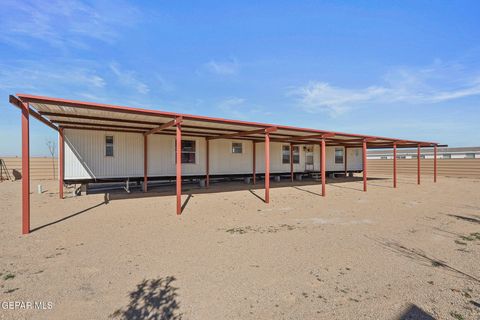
(1, 0, 479, 156)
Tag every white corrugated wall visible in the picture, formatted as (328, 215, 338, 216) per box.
(63, 129, 363, 180)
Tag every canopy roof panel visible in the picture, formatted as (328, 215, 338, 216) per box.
(12, 93, 439, 148)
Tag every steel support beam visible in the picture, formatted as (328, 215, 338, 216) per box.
(252, 141, 256, 185)
(344, 146, 348, 177)
(9, 95, 58, 132)
(59, 128, 64, 199)
(363, 140, 367, 192)
(290, 142, 294, 182)
(393, 143, 397, 188)
(207, 127, 277, 141)
(320, 139, 327, 197)
(321, 139, 326, 196)
(265, 132, 270, 203)
(145, 117, 181, 136)
(21, 102, 30, 234)
(206, 139, 210, 188)
(434, 144, 437, 183)
(417, 144, 421, 185)
(143, 134, 148, 192)
(176, 121, 182, 215)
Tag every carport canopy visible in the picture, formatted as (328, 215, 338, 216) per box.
(9, 93, 441, 234)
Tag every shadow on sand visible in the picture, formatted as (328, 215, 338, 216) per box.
(396, 304, 436, 320)
(30, 194, 109, 233)
(370, 237, 479, 283)
(110, 276, 182, 320)
(446, 214, 480, 225)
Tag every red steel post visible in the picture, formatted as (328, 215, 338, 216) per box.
(433, 144, 437, 183)
(252, 141, 256, 185)
(59, 127, 64, 199)
(417, 144, 421, 185)
(393, 143, 397, 188)
(363, 140, 367, 192)
(206, 139, 210, 188)
(321, 139, 326, 196)
(290, 142, 294, 182)
(176, 123, 182, 214)
(21, 102, 30, 234)
(265, 133, 270, 203)
(143, 134, 148, 192)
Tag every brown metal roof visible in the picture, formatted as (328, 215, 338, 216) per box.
(10, 93, 439, 148)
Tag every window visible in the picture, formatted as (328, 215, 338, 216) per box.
(181, 140, 196, 163)
(442, 154, 451, 159)
(105, 136, 114, 157)
(232, 143, 243, 154)
(335, 148, 344, 164)
(293, 146, 300, 164)
(282, 145, 300, 164)
(380, 156, 388, 160)
(465, 153, 475, 159)
(397, 155, 406, 159)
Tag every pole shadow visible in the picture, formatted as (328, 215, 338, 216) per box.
(31, 196, 108, 233)
(181, 194, 192, 213)
(292, 186, 322, 197)
(248, 189, 265, 203)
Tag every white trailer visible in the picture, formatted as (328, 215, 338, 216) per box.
(63, 129, 363, 182)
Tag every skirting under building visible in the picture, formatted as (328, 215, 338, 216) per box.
(9, 94, 442, 234)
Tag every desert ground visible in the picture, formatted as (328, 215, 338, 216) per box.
(0, 175, 479, 320)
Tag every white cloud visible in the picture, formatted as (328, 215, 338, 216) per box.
(0, 0, 140, 49)
(0, 62, 105, 93)
(109, 63, 149, 94)
(204, 58, 239, 76)
(290, 61, 480, 117)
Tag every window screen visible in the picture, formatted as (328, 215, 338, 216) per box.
(181, 140, 196, 163)
(292, 146, 300, 164)
(232, 143, 243, 154)
(282, 145, 290, 164)
(335, 148, 344, 164)
(282, 145, 299, 164)
(105, 136, 114, 157)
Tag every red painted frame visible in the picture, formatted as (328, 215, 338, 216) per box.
(393, 143, 397, 188)
(9, 93, 443, 234)
(265, 132, 270, 203)
(21, 102, 30, 234)
(417, 144, 421, 185)
(59, 127, 64, 199)
(321, 139, 326, 196)
(144, 135, 148, 192)
(363, 140, 367, 192)
(252, 141, 256, 185)
(176, 120, 182, 214)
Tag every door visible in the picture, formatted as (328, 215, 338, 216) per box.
(305, 146, 314, 171)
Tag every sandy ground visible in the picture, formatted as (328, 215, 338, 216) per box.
(0, 175, 479, 320)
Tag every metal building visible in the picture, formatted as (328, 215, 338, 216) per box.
(9, 94, 440, 234)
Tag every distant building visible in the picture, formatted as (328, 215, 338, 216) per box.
(368, 147, 479, 160)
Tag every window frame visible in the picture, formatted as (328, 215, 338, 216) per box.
(282, 145, 300, 164)
(105, 135, 114, 157)
(335, 147, 344, 164)
(231, 142, 243, 154)
(176, 139, 196, 164)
